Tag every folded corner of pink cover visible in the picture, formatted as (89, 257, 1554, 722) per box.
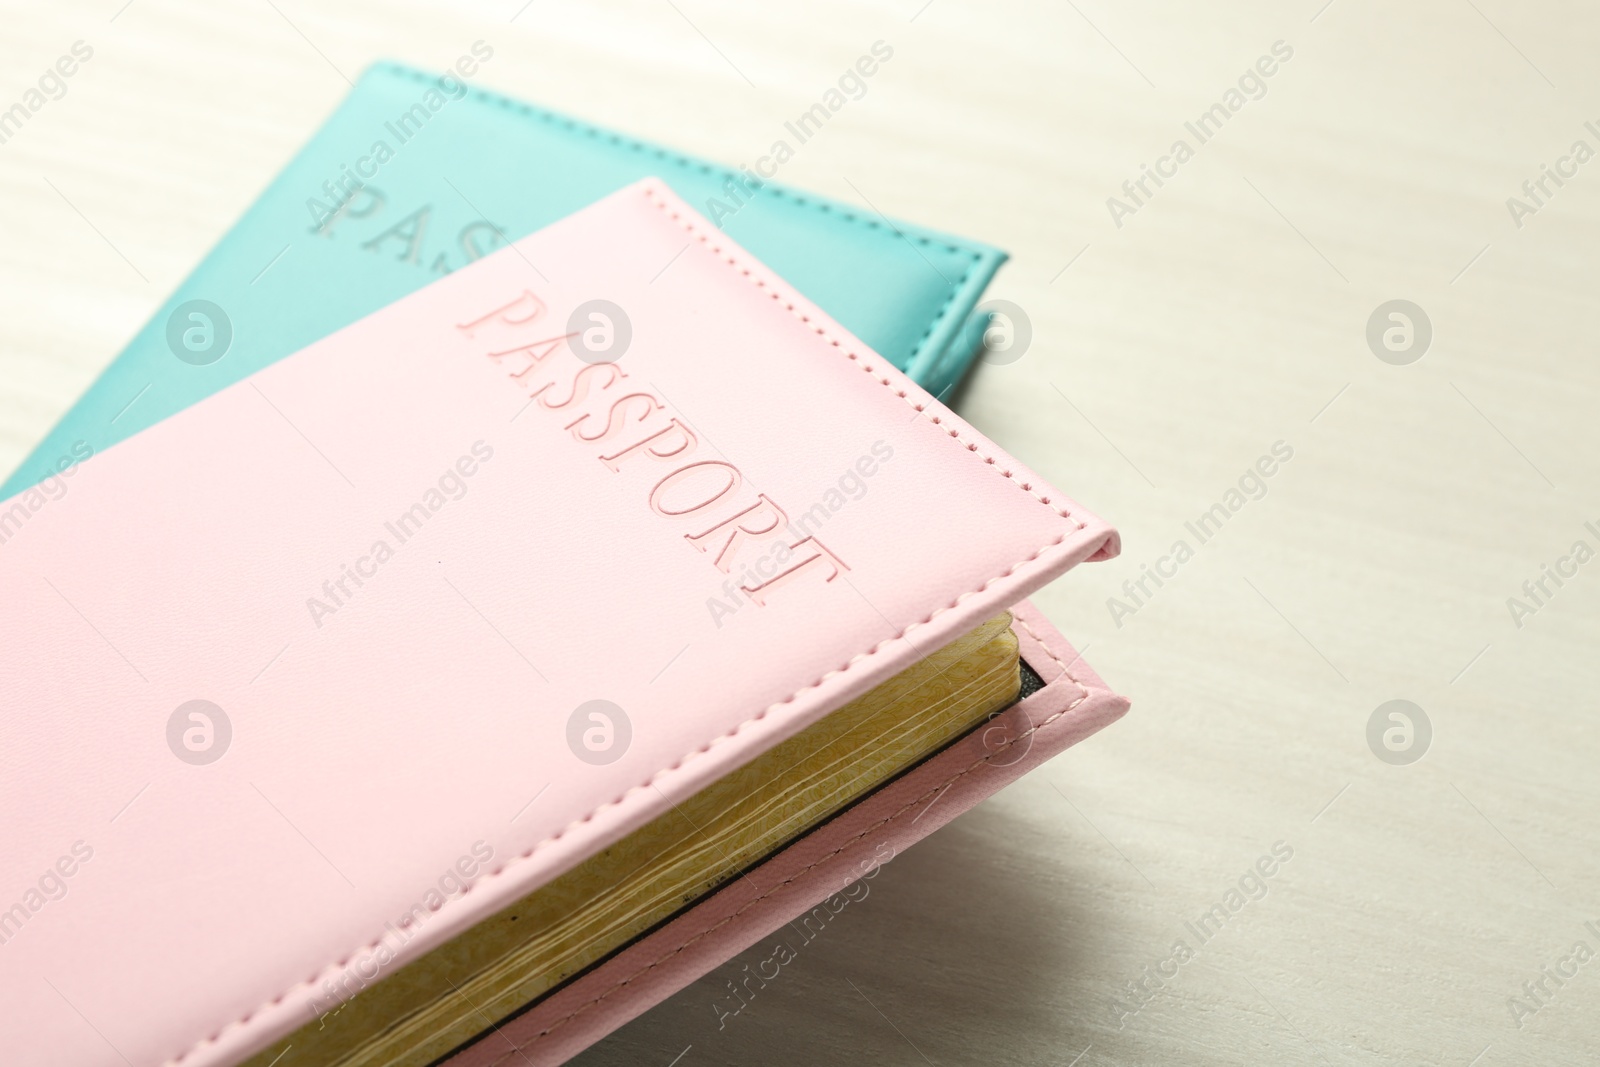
(443, 597, 1128, 1066)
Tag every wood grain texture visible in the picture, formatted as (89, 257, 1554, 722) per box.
(1, 2, 1595, 1064)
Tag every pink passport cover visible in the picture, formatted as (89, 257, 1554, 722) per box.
(0, 179, 1118, 1067)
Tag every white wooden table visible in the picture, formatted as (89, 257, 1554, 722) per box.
(3, 2, 1595, 1063)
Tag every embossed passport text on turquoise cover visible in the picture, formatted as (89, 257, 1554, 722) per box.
(1, 61, 1005, 498)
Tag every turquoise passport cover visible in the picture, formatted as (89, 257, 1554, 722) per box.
(2, 61, 1005, 498)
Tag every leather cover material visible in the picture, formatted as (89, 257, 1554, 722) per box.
(0, 61, 1006, 500)
(0, 180, 1113, 1067)
(440, 600, 1127, 1067)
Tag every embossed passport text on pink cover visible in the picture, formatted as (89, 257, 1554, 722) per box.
(0, 180, 1118, 1066)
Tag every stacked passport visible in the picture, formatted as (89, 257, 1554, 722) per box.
(0, 69, 1126, 1067)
